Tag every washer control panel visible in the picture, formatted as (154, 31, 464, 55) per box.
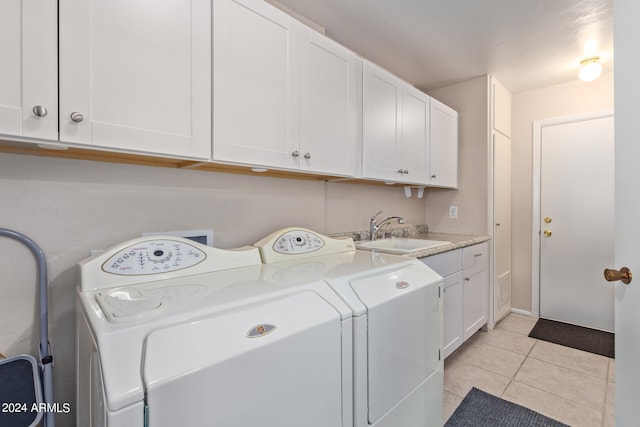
(102, 239, 206, 275)
(273, 230, 325, 255)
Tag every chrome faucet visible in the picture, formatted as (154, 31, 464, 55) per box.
(369, 211, 405, 240)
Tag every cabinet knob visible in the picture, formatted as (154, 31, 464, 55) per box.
(304, 153, 311, 160)
(70, 112, 84, 123)
(404, 169, 409, 174)
(431, 174, 437, 179)
(397, 169, 404, 174)
(32, 105, 48, 117)
(291, 151, 299, 158)
(604, 267, 632, 284)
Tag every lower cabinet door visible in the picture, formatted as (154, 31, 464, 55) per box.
(443, 272, 464, 358)
(463, 262, 488, 341)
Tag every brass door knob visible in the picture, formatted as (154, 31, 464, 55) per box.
(604, 267, 632, 284)
(543, 230, 552, 237)
(544, 217, 552, 224)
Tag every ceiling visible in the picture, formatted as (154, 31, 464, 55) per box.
(268, 0, 613, 94)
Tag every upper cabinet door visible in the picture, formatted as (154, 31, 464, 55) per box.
(430, 98, 458, 188)
(401, 86, 429, 184)
(59, 0, 211, 159)
(213, 0, 299, 169)
(299, 26, 358, 176)
(0, 0, 57, 140)
(362, 61, 402, 182)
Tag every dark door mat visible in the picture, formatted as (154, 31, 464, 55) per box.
(528, 318, 614, 358)
(445, 387, 568, 427)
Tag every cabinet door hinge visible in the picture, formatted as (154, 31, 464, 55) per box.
(438, 349, 442, 361)
(144, 403, 149, 427)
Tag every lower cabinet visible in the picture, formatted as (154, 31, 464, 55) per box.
(421, 242, 488, 358)
(442, 272, 464, 357)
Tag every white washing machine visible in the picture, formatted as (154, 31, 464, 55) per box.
(254, 228, 444, 427)
(76, 236, 355, 427)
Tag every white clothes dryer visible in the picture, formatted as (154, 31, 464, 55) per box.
(254, 228, 445, 427)
(76, 236, 354, 427)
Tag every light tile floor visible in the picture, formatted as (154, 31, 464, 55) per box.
(444, 313, 615, 427)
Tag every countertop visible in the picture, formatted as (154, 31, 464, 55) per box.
(328, 225, 490, 258)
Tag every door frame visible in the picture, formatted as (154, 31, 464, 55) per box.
(530, 109, 614, 318)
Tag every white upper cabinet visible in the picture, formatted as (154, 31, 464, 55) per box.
(59, 0, 211, 159)
(213, 0, 298, 169)
(0, 0, 58, 141)
(213, 0, 357, 176)
(363, 61, 429, 184)
(429, 98, 458, 188)
(299, 25, 358, 176)
(401, 86, 430, 184)
(362, 62, 401, 181)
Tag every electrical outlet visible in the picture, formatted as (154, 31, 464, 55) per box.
(449, 205, 458, 219)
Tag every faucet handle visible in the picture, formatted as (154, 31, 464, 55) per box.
(371, 210, 383, 221)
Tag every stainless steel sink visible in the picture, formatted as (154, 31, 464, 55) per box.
(355, 238, 451, 254)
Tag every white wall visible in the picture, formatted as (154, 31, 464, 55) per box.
(0, 151, 425, 426)
(426, 75, 489, 235)
(511, 72, 614, 312)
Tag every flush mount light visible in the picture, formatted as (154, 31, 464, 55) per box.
(578, 56, 602, 82)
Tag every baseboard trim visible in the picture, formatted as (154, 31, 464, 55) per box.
(510, 308, 535, 318)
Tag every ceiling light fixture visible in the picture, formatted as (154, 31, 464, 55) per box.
(578, 56, 602, 82)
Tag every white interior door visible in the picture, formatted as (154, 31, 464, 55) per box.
(493, 132, 512, 322)
(539, 113, 614, 332)
(613, 1, 640, 422)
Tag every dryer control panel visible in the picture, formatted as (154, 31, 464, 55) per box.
(273, 230, 325, 255)
(102, 239, 206, 275)
(254, 227, 355, 264)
